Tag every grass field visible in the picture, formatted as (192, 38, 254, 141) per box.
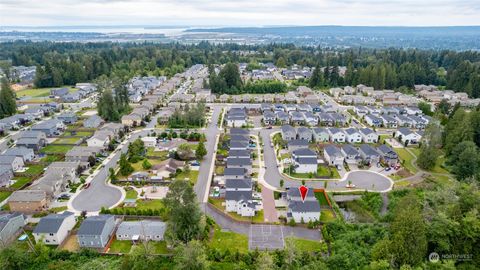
(108, 239, 133, 254)
(53, 137, 79, 144)
(16, 86, 78, 98)
(148, 241, 169, 254)
(25, 164, 45, 175)
(209, 225, 248, 253)
(136, 199, 165, 211)
(146, 148, 168, 159)
(287, 165, 340, 179)
(314, 191, 330, 206)
(131, 158, 164, 171)
(320, 209, 336, 223)
(40, 155, 63, 163)
(174, 170, 199, 185)
(286, 237, 327, 253)
(40, 144, 74, 154)
(395, 148, 417, 174)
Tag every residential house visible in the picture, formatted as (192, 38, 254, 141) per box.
(62, 93, 81, 103)
(33, 211, 75, 245)
(0, 212, 26, 245)
(223, 168, 247, 180)
(83, 115, 104, 128)
(226, 107, 247, 128)
(116, 220, 167, 242)
(341, 144, 360, 164)
(230, 128, 249, 136)
(289, 111, 305, 126)
(24, 107, 44, 120)
(57, 113, 78, 124)
(230, 141, 249, 151)
(121, 113, 143, 127)
(152, 158, 185, 178)
(3, 147, 35, 162)
(359, 144, 380, 165)
(77, 215, 116, 248)
(297, 127, 313, 142)
(323, 145, 344, 166)
(364, 114, 382, 127)
(312, 128, 329, 142)
(331, 113, 347, 126)
(359, 128, 379, 143)
(287, 139, 309, 151)
(8, 190, 48, 213)
(344, 128, 362, 143)
(50, 88, 69, 97)
(292, 148, 317, 174)
(281, 125, 296, 141)
(317, 113, 334, 127)
(380, 115, 398, 128)
(328, 128, 346, 143)
(395, 128, 421, 145)
(65, 146, 102, 164)
(86, 130, 113, 149)
(263, 111, 276, 125)
(0, 155, 24, 171)
(141, 137, 157, 147)
(287, 188, 321, 223)
(228, 150, 251, 159)
(31, 119, 65, 136)
(225, 178, 256, 217)
(275, 111, 289, 124)
(377, 145, 399, 166)
(0, 166, 14, 187)
(226, 158, 252, 173)
(303, 112, 318, 126)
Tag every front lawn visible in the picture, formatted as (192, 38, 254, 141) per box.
(146, 148, 169, 159)
(130, 158, 164, 171)
(125, 188, 138, 200)
(40, 155, 63, 163)
(174, 170, 199, 185)
(136, 199, 165, 211)
(286, 165, 340, 179)
(40, 144, 74, 154)
(209, 225, 248, 253)
(108, 239, 132, 254)
(25, 164, 45, 175)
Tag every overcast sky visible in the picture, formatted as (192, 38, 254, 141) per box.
(1, 0, 479, 27)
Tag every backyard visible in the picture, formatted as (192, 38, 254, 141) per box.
(394, 148, 417, 174)
(209, 224, 248, 253)
(40, 144, 74, 154)
(286, 165, 340, 179)
(174, 170, 199, 185)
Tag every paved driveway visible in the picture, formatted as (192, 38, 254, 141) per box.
(260, 184, 278, 223)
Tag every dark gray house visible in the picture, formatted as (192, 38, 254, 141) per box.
(0, 212, 26, 245)
(3, 147, 35, 162)
(0, 165, 14, 187)
(57, 113, 78, 124)
(50, 88, 69, 97)
(77, 215, 116, 248)
(83, 115, 104, 128)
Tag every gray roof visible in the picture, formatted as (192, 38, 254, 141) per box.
(228, 149, 251, 157)
(342, 144, 359, 156)
(230, 135, 249, 142)
(0, 212, 24, 232)
(226, 158, 251, 167)
(20, 130, 45, 139)
(16, 137, 41, 145)
(324, 145, 342, 157)
(292, 148, 316, 156)
(33, 211, 74, 234)
(397, 127, 413, 136)
(116, 220, 166, 238)
(359, 144, 380, 157)
(0, 155, 20, 164)
(297, 157, 317, 165)
(230, 128, 249, 135)
(226, 178, 252, 189)
(288, 200, 321, 213)
(359, 128, 375, 135)
(297, 127, 312, 135)
(313, 127, 329, 135)
(224, 167, 246, 176)
(344, 128, 359, 135)
(3, 147, 33, 157)
(78, 215, 114, 236)
(230, 141, 249, 149)
(377, 144, 398, 158)
(281, 125, 295, 134)
(9, 190, 46, 202)
(225, 190, 252, 201)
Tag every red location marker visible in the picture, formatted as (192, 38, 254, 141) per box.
(299, 185, 308, 203)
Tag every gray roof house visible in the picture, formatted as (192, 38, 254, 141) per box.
(15, 137, 44, 152)
(0, 155, 24, 172)
(281, 125, 296, 141)
(226, 158, 252, 170)
(313, 127, 330, 142)
(341, 144, 360, 164)
(359, 144, 381, 165)
(324, 145, 344, 166)
(275, 111, 290, 124)
(57, 113, 78, 124)
(289, 111, 305, 125)
(3, 147, 35, 162)
(223, 167, 247, 179)
(50, 88, 69, 97)
(287, 139, 309, 151)
(297, 127, 313, 142)
(377, 144, 399, 165)
(77, 215, 116, 248)
(65, 146, 102, 164)
(0, 212, 26, 245)
(0, 165, 14, 187)
(116, 220, 167, 242)
(83, 115, 105, 128)
(228, 149, 251, 159)
(31, 119, 65, 137)
(33, 211, 75, 245)
(230, 128, 249, 136)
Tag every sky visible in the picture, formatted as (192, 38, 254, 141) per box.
(1, 0, 480, 27)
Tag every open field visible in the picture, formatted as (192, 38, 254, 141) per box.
(209, 224, 248, 253)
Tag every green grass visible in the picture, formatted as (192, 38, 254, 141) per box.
(136, 199, 165, 211)
(343, 200, 376, 223)
(63, 130, 93, 137)
(208, 198, 264, 223)
(174, 170, 199, 185)
(53, 137, 79, 144)
(130, 158, 163, 171)
(148, 241, 170, 254)
(49, 206, 68, 213)
(0, 191, 12, 203)
(40, 155, 63, 163)
(286, 237, 327, 253)
(314, 191, 329, 206)
(25, 164, 45, 175)
(395, 148, 417, 174)
(214, 166, 224, 175)
(40, 144, 74, 154)
(287, 165, 340, 179)
(209, 224, 248, 253)
(16, 86, 78, 98)
(320, 209, 336, 223)
(379, 134, 390, 144)
(11, 176, 31, 189)
(108, 240, 133, 254)
(125, 188, 138, 200)
(146, 148, 168, 159)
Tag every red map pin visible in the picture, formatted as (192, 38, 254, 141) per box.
(299, 185, 308, 203)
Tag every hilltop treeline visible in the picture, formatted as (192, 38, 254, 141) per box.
(0, 41, 479, 96)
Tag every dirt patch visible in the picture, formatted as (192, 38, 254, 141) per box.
(60, 234, 79, 252)
(396, 169, 412, 178)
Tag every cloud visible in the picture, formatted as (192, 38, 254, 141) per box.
(1, 0, 480, 27)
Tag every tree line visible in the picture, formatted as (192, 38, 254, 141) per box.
(2, 41, 479, 97)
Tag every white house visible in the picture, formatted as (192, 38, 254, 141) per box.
(141, 137, 157, 147)
(344, 128, 362, 143)
(328, 128, 346, 143)
(226, 108, 247, 127)
(395, 128, 422, 145)
(364, 114, 382, 127)
(287, 188, 321, 223)
(324, 145, 344, 166)
(86, 130, 112, 149)
(33, 211, 75, 245)
(224, 178, 258, 217)
(0, 155, 24, 172)
(292, 148, 318, 174)
(359, 128, 379, 143)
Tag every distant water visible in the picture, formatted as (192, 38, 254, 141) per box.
(0, 26, 191, 36)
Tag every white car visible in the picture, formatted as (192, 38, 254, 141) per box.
(345, 183, 356, 188)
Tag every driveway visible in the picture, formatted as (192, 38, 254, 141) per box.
(260, 184, 278, 223)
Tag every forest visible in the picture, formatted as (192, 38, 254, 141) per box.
(0, 41, 479, 97)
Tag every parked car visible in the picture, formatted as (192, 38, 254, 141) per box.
(385, 167, 391, 171)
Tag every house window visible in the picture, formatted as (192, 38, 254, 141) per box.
(49, 233, 54, 236)
(46, 240, 50, 243)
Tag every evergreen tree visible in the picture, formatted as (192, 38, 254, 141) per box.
(195, 141, 207, 160)
(0, 78, 17, 118)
